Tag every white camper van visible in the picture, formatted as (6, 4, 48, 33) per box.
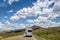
(25, 28, 32, 37)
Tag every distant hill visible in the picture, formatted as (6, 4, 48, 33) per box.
(1, 25, 40, 33)
(0, 28, 25, 33)
(33, 26, 60, 40)
(31, 25, 40, 30)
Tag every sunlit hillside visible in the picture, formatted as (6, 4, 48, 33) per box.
(33, 26, 60, 40)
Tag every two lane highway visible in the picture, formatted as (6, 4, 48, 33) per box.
(1, 35, 36, 40)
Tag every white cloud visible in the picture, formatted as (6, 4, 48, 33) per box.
(7, 0, 19, 5)
(14, 24, 25, 29)
(5, 21, 11, 25)
(7, 27, 12, 31)
(3, 0, 19, 5)
(49, 13, 59, 19)
(27, 20, 34, 23)
(10, 0, 55, 20)
(10, 15, 20, 21)
(38, 16, 48, 20)
(8, 10, 13, 13)
(52, 0, 60, 2)
(4, 16, 8, 18)
(26, 19, 60, 28)
(3, 0, 6, 2)
(53, 3, 60, 13)
(0, 22, 4, 28)
(0, 20, 26, 31)
(18, 24, 25, 29)
(56, 1, 60, 6)
(4, 21, 12, 27)
(10, 0, 60, 27)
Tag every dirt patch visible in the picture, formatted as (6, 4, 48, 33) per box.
(0, 36, 3, 39)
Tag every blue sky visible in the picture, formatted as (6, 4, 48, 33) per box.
(0, 0, 37, 23)
(0, 0, 36, 18)
(0, 0, 60, 31)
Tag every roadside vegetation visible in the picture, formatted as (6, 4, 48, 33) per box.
(33, 27, 60, 40)
(0, 32, 24, 39)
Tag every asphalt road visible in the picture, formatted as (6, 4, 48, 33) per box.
(1, 35, 36, 40)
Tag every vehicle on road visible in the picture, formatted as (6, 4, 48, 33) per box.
(25, 28, 32, 37)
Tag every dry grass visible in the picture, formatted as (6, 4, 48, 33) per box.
(0, 32, 24, 39)
(33, 27, 60, 40)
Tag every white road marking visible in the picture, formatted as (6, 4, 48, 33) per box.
(32, 36, 37, 40)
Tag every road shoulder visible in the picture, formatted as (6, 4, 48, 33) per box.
(33, 35, 45, 40)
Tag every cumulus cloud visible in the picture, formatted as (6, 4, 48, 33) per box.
(10, 15, 20, 21)
(26, 19, 60, 28)
(5, 21, 26, 29)
(3, 0, 19, 5)
(5, 21, 11, 25)
(27, 20, 34, 23)
(14, 24, 25, 29)
(53, 5, 60, 13)
(8, 0, 19, 5)
(8, 10, 13, 13)
(0, 22, 4, 28)
(4, 21, 13, 28)
(0, 20, 26, 31)
(10, 0, 60, 27)
(19, 24, 25, 29)
(10, 0, 55, 20)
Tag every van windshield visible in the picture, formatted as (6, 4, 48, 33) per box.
(28, 30, 32, 32)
